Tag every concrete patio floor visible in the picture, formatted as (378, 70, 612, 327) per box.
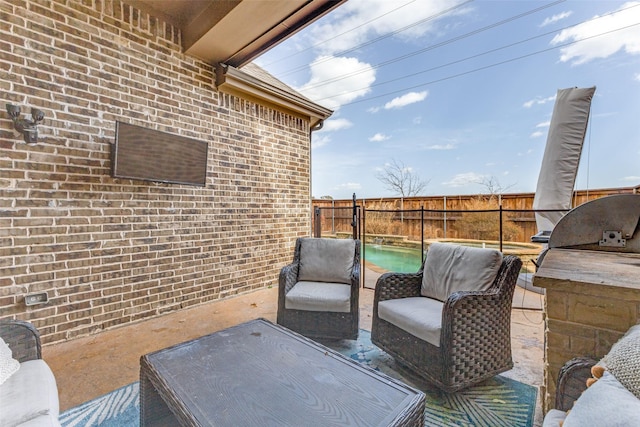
(43, 267, 545, 426)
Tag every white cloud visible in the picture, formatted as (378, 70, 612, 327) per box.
(518, 149, 535, 156)
(309, 0, 472, 56)
(312, 134, 331, 149)
(336, 182, 362, 190)
(298, 56, 375, 110)
(319, 118, 353, 132)
(622, 175, 640, 181)
(443, 172, 485, 187)
(540, 11, 573, 27)
(369, 133, 390, 142)
(523, 95, 556, 108)
(530, 131, 545, 138)
(551, 2, 640, 65)
(426, 144, 455, 150)
(367, 106, 381, 113)
(635, 72, 640, 81)
(384, 91, 428, 110)
(536, 121, 551, 128)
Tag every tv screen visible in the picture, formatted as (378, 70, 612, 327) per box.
(112, 121, 208, 186)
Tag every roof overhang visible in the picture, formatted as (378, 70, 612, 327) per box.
(216, 64, 333, 129)
(123, 0, 347, 67)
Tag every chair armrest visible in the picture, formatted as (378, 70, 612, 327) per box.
(555, 357, 597, 411)
(278, 262, 299, 295)
(374, 271, 422, 303)
(0, 319, 42, 362)
(442, 288, 508, 333)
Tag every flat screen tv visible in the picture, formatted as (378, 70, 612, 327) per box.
(112, 121, 208, 186)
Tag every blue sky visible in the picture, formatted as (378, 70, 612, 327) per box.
(255, 0, 640, 199)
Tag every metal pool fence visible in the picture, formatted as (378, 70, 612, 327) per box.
(312, 195, 570, 287)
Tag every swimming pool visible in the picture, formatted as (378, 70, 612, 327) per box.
(363, 240, 540, 274)
(363, 245, 423, 273)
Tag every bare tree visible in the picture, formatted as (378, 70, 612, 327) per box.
(376, 159, 429, 197)
(479, 176, 516, 200)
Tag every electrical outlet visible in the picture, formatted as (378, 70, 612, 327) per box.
(24, 292, 48, 306)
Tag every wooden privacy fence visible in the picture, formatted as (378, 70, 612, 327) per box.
(312, 186, 639, 245)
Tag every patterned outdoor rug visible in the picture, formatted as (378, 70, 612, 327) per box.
(59, 330, 536, 427)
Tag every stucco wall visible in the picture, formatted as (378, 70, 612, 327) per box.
(0, 0, 312, 343)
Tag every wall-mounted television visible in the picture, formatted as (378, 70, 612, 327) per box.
(111, 121, 208, 186)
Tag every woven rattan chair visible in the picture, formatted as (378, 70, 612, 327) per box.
(371, 243, 522, 392)
(277, 237, 360, 340)
(0, 319, 42, 362)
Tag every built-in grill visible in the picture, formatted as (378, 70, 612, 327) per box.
(533, 193, 640, 413)
(543, 194, 640, 255)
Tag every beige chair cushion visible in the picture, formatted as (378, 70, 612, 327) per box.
(298, 238, 355, 284)
(285, 281, 352, 313)
(378, 297, 444, 347)
(421, 243, 503, 302)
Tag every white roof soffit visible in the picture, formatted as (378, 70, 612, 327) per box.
(216, 64, 333, 129)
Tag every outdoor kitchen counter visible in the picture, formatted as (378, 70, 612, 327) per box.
(534, 248, 640, 414)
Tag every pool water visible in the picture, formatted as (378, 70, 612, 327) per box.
(364, 245, 423, 273)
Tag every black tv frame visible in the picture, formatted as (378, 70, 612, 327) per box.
(111, 121, 208, 187)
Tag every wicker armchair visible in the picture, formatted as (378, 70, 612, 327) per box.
(277, 237, 360, 340)
(371, 243, 522, 392)
(0, 319, 42, 362)
(554, 357, 597, 411)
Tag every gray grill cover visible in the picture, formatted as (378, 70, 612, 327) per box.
(533, 86, 596, 234)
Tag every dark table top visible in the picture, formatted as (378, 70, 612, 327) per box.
(141, 318, 424, 426)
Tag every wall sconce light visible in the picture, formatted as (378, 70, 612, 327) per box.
(6, 104, 45, 145)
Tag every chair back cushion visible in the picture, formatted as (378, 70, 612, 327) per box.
(298, 238, 356, 284)
(421, 243, 503, 301)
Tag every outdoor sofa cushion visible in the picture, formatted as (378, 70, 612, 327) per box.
(285, 281, 351, 313)
(0, 359, 60, 426)
(421, 243, 503, 302)
(562, 371, 640, 426)
(377, 296, 444, 346)
(541, 409, 568, 427)
(298, 238, 355, 284)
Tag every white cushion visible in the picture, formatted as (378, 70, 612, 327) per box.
(0, 337, 20, 385)
(16, 413, 62, 427)
(0, 359, 60, 426)
(563, 371, 640, 427)
(298, 238, 355, 284)
(421, 243, 503, 302)
(542, 409, 567, 427)
(285, 281, 352, 313)
(601, 323, 640, 399)
(378, 297, 444, 347)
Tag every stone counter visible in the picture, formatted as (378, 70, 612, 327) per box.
(533, 248, 640, 413)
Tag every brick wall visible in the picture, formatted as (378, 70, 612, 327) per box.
(0, 0, 312, 343)
(534, 249, 640, 413)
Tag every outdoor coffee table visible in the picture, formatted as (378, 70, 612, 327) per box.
(140, 318, 425, 426)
